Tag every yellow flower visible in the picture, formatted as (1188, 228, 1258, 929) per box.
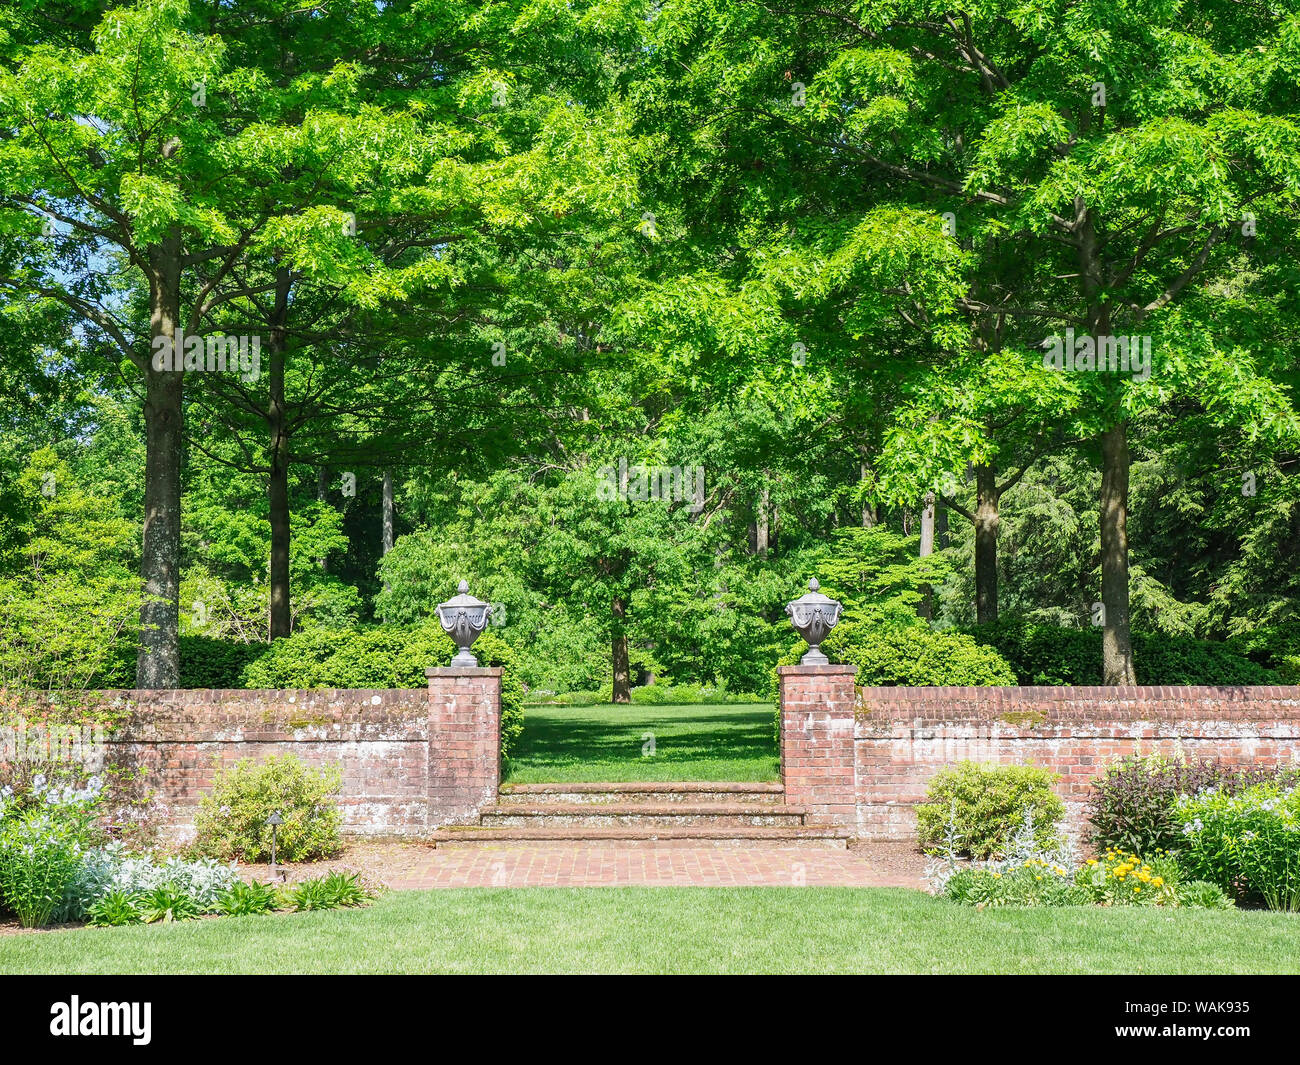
(1152, 877, 1164, 887)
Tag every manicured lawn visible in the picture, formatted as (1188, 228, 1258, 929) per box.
(505, 702, 779, 783)
(4, 888, 1299, 974)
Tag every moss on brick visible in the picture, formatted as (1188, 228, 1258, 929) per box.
(999, 709, 1048, 728)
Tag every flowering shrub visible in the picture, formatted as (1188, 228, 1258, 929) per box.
(1174, 783, 1300, 910)
(0, 774, 105, 927)
(0, 812, 87, 927)
(1088, 755, 1299, 858)
(916, 761, 1064, 859)
(929, 806, 1231, 909)
(193, 754, 342, 863)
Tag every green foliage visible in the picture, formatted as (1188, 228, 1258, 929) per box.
(213, 879, 279, 917)
(943, 865, 1091, 908)
(818, 526, 953, 629)
(283, 870, 372, 912)
(0, 449, 138, 693)
(193, 754, 343, 864)
(238, 623, 525, 759)
(85, 889, 145, 927)
(917, 762, 1065, 860)
(138, 882, 202, 924)
(966, 620, 1278, 686)
(179, 636, 267, 689)
(1238, 623, 1300, 684)
(942, 850, 1230, 909)
(1174, 783, 1300, 911)
(823, 623, 1017, 687)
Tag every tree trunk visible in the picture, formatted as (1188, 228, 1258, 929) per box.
(137, 231, 184, 688)
(266, 268, 292, 641)
(380, 468, 395, 614)
(918, 491, 935, 620)
(860, 460, 877, 527)
(316, 467, 329, 573)
(381, 470, 395, 556)
(974, 463, 999, 625)
(611, 596, 631, 704)
(756, 481, 770, 558)
(1100, 422, 1136, 684)
(1077, 198, 1136, 684)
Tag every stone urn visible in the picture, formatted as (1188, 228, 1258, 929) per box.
(436, 580, 493, 667)
(785, 578, 843, 665)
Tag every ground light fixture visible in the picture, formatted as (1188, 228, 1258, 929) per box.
(266, 809, 284, 881)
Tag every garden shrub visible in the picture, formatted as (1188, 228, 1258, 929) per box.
(238, 622, 525, 758)
(964, 620, 1278, 685)
(1174, 782, 1300, 910)
(1087, 755, 1298, 858)
(916, 761, 1065, 859)
(192, 754, 343, 863)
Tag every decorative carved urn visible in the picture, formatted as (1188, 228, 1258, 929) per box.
(785, 578, 843, 665)
(436, 580, 493, 667)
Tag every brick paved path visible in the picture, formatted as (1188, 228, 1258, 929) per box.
(387, 842, 925, 890)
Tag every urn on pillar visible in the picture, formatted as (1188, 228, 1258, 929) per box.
(785, 578, 843, 665)
(436, 580, 492, 667)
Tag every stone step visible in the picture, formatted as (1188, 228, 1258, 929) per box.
(478, 802, 805, 828)
(430, 825, 853, 848)
(497, 781, 785, 806)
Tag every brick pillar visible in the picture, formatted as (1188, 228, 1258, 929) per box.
(779, 664, 857, 825)
(426, 666, 501, 826)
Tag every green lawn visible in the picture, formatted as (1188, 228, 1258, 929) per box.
(505, 702, 779, 783)
(4, 888, 1299, 974)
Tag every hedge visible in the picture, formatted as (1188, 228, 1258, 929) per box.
(962, 620, 1278, 686)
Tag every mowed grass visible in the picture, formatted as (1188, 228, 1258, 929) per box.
(4, 888, 1299, 974)
(505, 702, 779, 783)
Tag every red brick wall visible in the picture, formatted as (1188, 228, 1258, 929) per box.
(778, 665, 857, 825)
(87, 673, 501, 840)
(425, 667, 502, 825)
(780, 669, 1300, 840)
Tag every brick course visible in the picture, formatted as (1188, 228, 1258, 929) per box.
(780, 667, 1300, 840)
